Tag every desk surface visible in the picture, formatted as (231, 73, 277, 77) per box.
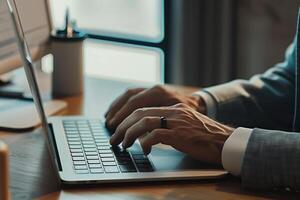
(0, 75, 297, 200)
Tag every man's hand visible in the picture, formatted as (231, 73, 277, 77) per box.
(105, 85, 206, 130)
(110, 103, 235, 165)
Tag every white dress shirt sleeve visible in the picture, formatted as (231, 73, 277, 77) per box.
(221, 127, 253, 176)
(193, 90, 217, 119)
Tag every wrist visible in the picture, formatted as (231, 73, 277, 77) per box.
(189, 94, 207, 114)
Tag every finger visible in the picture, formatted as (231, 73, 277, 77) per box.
(110, 108, 173, 145)
(105, 88, 144, 121)
(122, 117, 177, 148)
(108, 87, 163, 129)
(139, 129, 176, 155)
(107, 98, 138, 129)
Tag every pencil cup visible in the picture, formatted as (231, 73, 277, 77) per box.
(51, 30, 86, 97)
(0, 140, 10, 200)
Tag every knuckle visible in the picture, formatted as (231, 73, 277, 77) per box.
(133, 108, 145, 116)
(174, 103, 189, 108)
(125, 127, 135, 139)
(151, 130, 164, 139)
(178, 112, 188, 119)
(125, 88, 137, 96)
(141, 117, 152, 125)
(127, 96, 137, 105)
(152, 85, 166, 93)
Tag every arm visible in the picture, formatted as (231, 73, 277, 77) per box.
(200, 40, 296, 130)
(241, 129, 300, 190)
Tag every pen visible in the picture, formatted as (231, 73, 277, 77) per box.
(65, 7, 73, 37)
(65, 7, 69, 33)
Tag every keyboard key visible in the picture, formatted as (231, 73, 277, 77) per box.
(90, 168, 104, 174)
(116, 157, 133, 165)
(89, 164, 102, 168)
(85, 151, 98, 156)
(136, 163, 152, 168)
(77, 120, 88, 123)
(100, 153, 114, 158)
(104, 166, 119, 173)
(113, 151, 130, 157)
(79, 128, 90, 131)
(66, 131, 79, 135)
(132, 154, 148, 160)
(75, 169, 89, 174)
(83, 144, 96, 148)
(86, 156, 99, 160)
(63, 120, 76, 124)
(79, 131, 91, 135)
(64, 122, 77, 126)
(78, 124, 89, 128)
(88, 160, 100, 164)
(65, 127, 77, 131)
(74, 165, 88, 170)
(91, 126, 105, 132)
(103, 162, 116, 166)
(101, 157, 115, 162)
(94, 136, 107, 140)
(70, 149, 83, 153)
(138, 167, 154, 172)
(97, 146, 110, 150)
(93, 132, 106, 136)
(119, 165, 137, 173)
(96, 143, 110, 146)
(73, 161, 86, 165)
(73, 157, 85, 161)
(98, 150, 112, 154)
(95, 139, 109, 143)
(67, 138, 80, 141)
(68, 141, 81, 145)
(92, 127, 105, 131)
(69, 145, 82, 149)
(136, 163, 154, 172)
(71, 153, 84, 157)
(81, 137, 94, 141)
(134, 159, 151, 164)
(84, 148, 97, 152)
(63, 124, 76, 127)
(67, 135, 80, 138)
(82, 141, 94, 145)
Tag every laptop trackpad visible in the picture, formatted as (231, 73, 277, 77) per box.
(149, 144, 220, 171)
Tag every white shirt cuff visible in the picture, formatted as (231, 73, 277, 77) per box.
(221, 127, 253, 176)
(193, 91, 217, 119)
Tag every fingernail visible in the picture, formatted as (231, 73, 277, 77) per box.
(109, 136, 115, 145)
(122, 141, 128, 149)
(108, 118, 115, 127)
(143, 149, 149, 155)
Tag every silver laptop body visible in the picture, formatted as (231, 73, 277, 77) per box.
(7, 0, 227, 184)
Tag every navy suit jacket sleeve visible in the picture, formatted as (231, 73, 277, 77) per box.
(241, 128, 300, 190)
(204, 39, 296, 130)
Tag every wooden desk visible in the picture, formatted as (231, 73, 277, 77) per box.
(0, 76, 297, 200)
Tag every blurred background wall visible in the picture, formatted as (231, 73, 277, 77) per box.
(165, 0, 300, 87)
(48, 0, 299, 87)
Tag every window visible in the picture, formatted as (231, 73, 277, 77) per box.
(49, 0, 165, 84)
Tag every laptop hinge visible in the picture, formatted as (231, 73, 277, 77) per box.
(48, 123, 63, 172)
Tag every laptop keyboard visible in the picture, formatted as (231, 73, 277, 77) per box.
(63, 119, 154, 174)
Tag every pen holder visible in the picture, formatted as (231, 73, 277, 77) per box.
(0, 140, 10, 200)
(51, 30, 87, 98)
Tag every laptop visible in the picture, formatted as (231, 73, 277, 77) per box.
(7, 0, 227, 184)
